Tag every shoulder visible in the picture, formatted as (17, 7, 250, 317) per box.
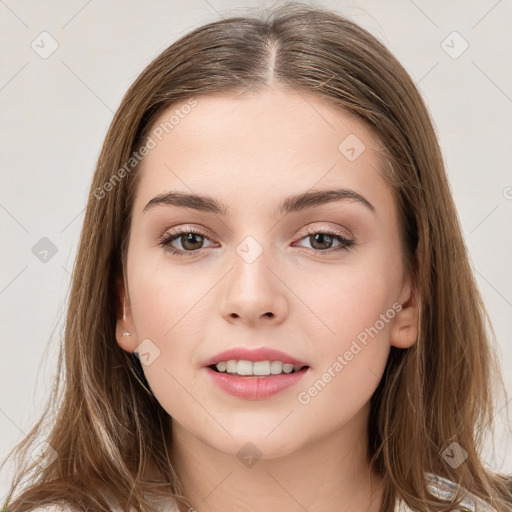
(394, 472, 497, 512)
(425, 472, 496, 511)
(26, 495, 180, 512)
(28, 507, 77, 512)
(26, 501, 122, 512)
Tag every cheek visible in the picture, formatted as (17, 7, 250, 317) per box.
(126, 253, 215, 417)
(290, 245, 402, 411)
(292, 268, 395, 431)
(294, 249, 402, 354)
(128, 245, 212, 340)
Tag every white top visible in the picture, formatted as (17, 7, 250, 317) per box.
(28, 500, 179, 512)
(394, 472, 497, 511)
(27, 472, 497, 512)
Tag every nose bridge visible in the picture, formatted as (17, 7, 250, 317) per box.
(219, 232, 287, 323)
(230, 233, 274, 295)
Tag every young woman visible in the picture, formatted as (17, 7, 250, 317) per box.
(2, 2, 511, 511)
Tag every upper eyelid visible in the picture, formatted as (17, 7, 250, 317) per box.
(162, 224, 215, 241)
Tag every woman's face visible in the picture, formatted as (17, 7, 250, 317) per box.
(117, 88, 418, 458)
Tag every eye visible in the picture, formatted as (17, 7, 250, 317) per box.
(158, 227, 215, 256)
(158, 226, 355, 257)
(293, 228, 355, 254)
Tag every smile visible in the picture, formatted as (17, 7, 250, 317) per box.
(205, 363, 310, 400)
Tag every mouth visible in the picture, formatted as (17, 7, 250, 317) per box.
(202, 348, 310, 397)
(204, 362, 311, 400)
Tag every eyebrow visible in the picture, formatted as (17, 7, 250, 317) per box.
(143, 188, 375, 217)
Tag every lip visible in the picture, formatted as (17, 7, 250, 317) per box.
(204, 366, 310, 400)
(202, 347, 309, 367)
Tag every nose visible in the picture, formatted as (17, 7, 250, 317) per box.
(219, 243, 288, 327)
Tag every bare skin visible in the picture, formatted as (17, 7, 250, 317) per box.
(116, 87, 419, 512)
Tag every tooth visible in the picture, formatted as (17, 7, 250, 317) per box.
(226, 360, 238, 373)
(253, 360, 271, 375)
(213, 359, 305, 375)
(282, 363, 294, 374)
(270, 361, 283, 374)
(236, 360, 253, 375)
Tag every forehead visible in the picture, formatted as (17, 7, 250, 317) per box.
(133, 88, 388, 215)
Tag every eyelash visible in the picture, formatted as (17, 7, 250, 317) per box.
(157, 226, 355, 257)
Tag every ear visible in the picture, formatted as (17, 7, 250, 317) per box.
(390, 271, 419, 349)
(115, 274, 139, 353)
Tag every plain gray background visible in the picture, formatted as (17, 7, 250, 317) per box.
(1, 0, 511, 498)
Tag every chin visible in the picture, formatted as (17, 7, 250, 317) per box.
(200, 421, 308, 460)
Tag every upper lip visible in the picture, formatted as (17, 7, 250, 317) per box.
(203, 347, 309, 367)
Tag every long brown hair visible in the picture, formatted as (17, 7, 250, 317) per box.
(2, 2, 511, 511)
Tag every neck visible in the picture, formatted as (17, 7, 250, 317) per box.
(169, 403, 385, 512)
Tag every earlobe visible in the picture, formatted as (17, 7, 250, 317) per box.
(116, 329, 138, 353)
(115, 274, 138, 353)
(390, 277, 419, 349)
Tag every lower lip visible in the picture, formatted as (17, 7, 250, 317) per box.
(204, 366, 310, 400)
